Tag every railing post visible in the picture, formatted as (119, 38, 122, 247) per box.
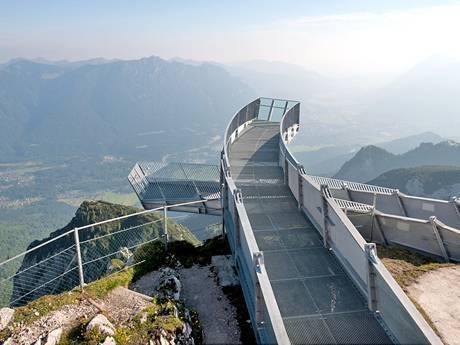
(371, 211, 388, 246)
(284, 158, 288, 185)
(164, 207, 169, 248)
(365, 243, 378, 312)
(253, 252, 264, 326)
(320, 184, 331, 248)
(297, 164, 305, 210)
(394, 190, 408, 217)
(235, 189, 242, 247)
(342, 182, 352, 201)
(429, 216, 449, 262)
(452, 197, 460, 224)
(73, 227, 85, 290)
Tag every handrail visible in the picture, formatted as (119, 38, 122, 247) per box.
(279, 101, 443, 345)
(221, 98, 291, 344)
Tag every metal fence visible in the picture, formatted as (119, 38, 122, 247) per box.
(314, 175, 460, 230)
(340, 201, 460, 262)
(279, 104, 443, 345)
(0, 199, 220, 308)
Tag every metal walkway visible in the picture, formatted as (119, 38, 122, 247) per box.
(229, 121, 393, 344)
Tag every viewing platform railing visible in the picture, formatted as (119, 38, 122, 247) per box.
(221, 98, 291, 344)
(278, 101, 443, 345)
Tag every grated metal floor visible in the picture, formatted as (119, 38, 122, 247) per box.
(229, 122, 393, 345)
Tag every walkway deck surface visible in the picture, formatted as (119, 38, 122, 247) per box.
(229, 121, 393, 344)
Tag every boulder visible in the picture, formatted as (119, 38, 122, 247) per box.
(117, 247, 134, 265)
(0, 307, 14, 331)
(101, 336, 117, 345)
(87, 314, 115, 337)
(157, 268, 181, 300)
(44, 328, 62, 345)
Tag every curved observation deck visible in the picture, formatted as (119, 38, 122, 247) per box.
(221, 98, 442, 345)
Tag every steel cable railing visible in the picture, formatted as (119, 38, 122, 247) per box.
(0, 199, 219, 308)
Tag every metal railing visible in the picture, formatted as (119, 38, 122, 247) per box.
(338, 198, 460, 262)
(313, 175, 460, 230)
(0, 199, 219, 308)
(222, 98, 291, 345)
(278, 104, 443, 345)
(128, 162, 222, 214)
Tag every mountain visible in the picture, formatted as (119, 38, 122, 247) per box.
(368, 166, 460, 200)
(295, 131, 446, 176)
(334, 140, 460, 182)
(9, 201, 199, 306)
(359, 56, 460, 138)
(334, 146, 395, 182)
(0, 57, 254, 162)
(375, 131, 445, 155)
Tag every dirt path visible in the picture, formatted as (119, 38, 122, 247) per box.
(408, 266, 460, 345)
(131, 265, 242, 344)
(180, 265, 241, 344)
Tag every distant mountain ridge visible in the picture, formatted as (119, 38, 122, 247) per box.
(0, 56, 254, 162)
(296, 131, 446, 176)
(334, 140, 460, 182)
(369, 166, 460, 200)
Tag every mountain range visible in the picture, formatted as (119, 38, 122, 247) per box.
(369, 166, 460, 200)
(0, 57, 254, 162)
(334, 140, 460, 182)
(296, 131, 446, 176)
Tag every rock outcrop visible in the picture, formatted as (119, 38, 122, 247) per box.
(0, 307, 14, 331)
(86, 314, 115, 337)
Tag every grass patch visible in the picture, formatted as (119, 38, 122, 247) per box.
(84, 268, 134, 299)
(377, 245, 454, 288)
(378, 245, 457, 340)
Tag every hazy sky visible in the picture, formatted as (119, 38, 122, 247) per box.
(1, 0, 460, 77)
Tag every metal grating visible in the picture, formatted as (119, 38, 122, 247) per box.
(324, 311, 393, 344)
(303, 275, 367, 314)
(271, 279, 318, 317)
(284, 316, 336, 345)
(228, 119, 393, 344)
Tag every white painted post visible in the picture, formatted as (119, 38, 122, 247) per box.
(164, 207, 169, 248)
(320, 184, 331, 248)
(73, 227, 85, 290)
(365, 243, 378, 312)
(429, 216, 449, 262)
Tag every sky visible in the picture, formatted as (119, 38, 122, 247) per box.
(1, 0, 460, 78)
